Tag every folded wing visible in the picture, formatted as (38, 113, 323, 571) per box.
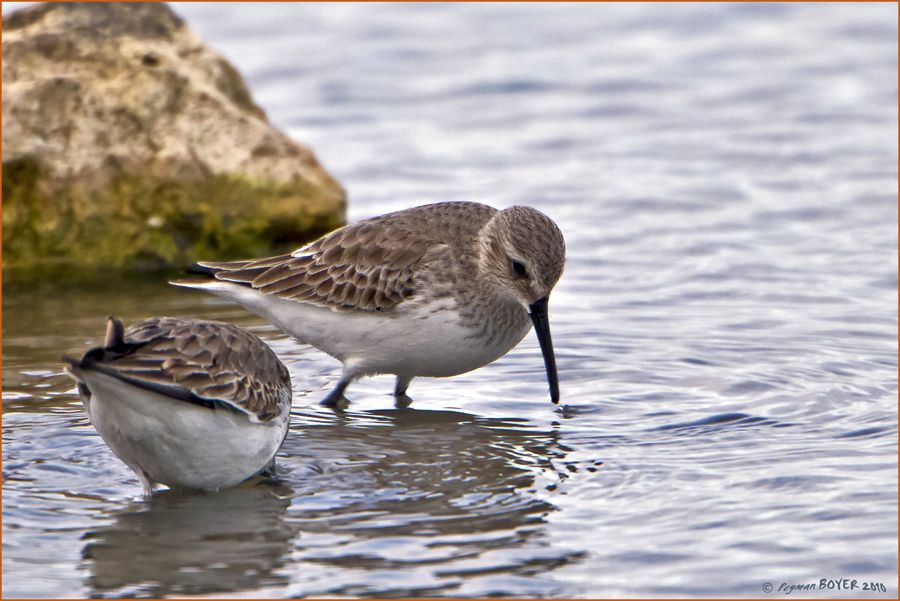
(73, 317, 290, 423)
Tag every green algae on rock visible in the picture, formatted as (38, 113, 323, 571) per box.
(2, 2, 346, 275)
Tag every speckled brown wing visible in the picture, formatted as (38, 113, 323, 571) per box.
(86, 317, 291, 423)
(198, 202, 499, 313)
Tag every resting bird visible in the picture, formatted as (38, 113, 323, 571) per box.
(65, 316, 292, 493)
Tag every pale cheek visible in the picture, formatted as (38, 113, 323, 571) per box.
(530, 280, 554, 303)
(514, 281, 538, 304)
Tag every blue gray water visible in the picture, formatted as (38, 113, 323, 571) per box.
(2, 2, 898, 598)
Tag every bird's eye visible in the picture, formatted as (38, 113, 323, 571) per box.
(510, 259, 528, 278)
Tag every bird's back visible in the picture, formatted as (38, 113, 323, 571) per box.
(187, 201, 498, 313)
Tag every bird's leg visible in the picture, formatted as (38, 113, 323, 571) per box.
(135, 467, 155, 496)
(259, 458, 279, 479)
(394, 375, 414, 408)
(321, 377, 352, 409)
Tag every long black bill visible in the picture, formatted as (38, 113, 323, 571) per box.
(529, 296, 560, 404)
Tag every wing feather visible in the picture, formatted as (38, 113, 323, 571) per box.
(75, 317, 290, 423)
(195, 201, 500, 312)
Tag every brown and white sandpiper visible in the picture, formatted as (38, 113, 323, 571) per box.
(173, 201, 565, 408)
(65, 317, 292, 493)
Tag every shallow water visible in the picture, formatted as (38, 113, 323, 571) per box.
(2, 2, 898, 598)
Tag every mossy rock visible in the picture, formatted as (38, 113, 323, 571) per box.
(2, 3, 346, 278)
(2, 156, 344, 274)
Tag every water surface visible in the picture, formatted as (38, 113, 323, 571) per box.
(3, 2, 898, 598)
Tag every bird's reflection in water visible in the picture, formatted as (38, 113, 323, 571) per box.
(83, 408, 584, 597)
(280, 407, 582, 596)
(82, 483, 294, 597)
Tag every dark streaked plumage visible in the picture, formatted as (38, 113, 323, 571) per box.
(71, 316, 290, 423)
(195, 201, 498, 312)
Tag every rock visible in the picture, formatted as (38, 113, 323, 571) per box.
(2, 2, 346, 274)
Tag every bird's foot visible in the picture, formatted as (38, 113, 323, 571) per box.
(393, 375, 413, 408)
(321, 379, 352, 410)
(394, 393, 414, 409)
(321, 392, 350, 411)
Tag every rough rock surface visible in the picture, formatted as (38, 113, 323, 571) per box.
(2, 2, 346, 273)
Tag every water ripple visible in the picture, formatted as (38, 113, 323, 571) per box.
(3, 1, 898, 597)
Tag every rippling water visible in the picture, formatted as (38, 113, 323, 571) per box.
(3, 2, 898, 598)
